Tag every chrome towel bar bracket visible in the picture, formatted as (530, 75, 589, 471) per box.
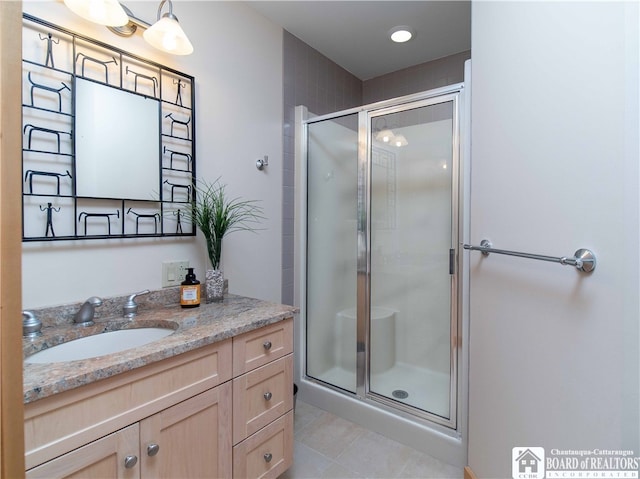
(463, 239, 596, 273)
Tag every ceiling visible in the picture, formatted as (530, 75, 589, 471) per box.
(245, 1, 471, 81)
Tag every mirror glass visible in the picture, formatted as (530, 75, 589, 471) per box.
(75, 78, 160, 200)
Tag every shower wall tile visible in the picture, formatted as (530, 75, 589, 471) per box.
(363, 50, 471, 104)
(282, 234, 294, 269)
(283, 185, 295, 207)
(281, 30, 363, 305)
(283, 166, 295, 188)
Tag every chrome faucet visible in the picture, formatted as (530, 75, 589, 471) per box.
(123, 290, 150, 319)
(73, 296, 103, 326)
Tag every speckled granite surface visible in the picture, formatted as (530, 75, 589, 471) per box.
(23, 294, 297, 404)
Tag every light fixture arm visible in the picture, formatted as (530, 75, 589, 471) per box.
(103, 0, 193, 55)
(156, 0, 175, 21)
(123, 9, 150, 29)
(106, 4, 149, 37)
(116, 1, 179, 29)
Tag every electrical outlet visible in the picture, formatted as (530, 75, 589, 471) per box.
(162, 261, 189, 288)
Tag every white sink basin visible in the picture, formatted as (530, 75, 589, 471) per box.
(25, 328, 175, 364)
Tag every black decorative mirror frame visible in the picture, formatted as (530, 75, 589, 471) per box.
(21, 14, 196, 241)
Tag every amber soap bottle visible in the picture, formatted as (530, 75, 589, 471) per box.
(180, 268, 201, 308)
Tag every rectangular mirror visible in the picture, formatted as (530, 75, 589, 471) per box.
(75, 78, 160, 201)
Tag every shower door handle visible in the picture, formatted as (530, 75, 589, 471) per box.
(449, 249, 455, 275)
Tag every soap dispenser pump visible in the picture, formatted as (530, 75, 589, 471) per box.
(180, 268, 201, 308)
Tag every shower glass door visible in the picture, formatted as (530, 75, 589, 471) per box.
(304, 87, 461, 428)
(306, 113, 359, 393)
(367, 98, 458, 422)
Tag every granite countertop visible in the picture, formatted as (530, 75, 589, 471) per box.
(23, 294, 297, 404)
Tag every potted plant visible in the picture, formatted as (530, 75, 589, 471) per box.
(186, 178, 264, 302)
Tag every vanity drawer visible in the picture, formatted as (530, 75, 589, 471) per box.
(233, 411, 294, 479)
(232, 317, 293, 376)
(233, 354, 293, 444)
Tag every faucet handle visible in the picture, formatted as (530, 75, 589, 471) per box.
(87, 296, 103, 307)
(23, 310, 42, 338)
(123, 290, 150, 318)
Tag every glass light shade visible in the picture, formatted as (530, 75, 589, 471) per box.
(64, 0, 129, 26)
(143, 14, 193, 55)
(393, 134, 408, 147)
(375, 129, 395, 143)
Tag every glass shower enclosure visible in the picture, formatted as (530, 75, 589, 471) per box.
(304, 85, 462, 428)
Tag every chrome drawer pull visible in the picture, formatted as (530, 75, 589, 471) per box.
(264, 453, 273, 463)
(263, 340, 272, 350)
(147, 443, 160, 456)
(263, 391, 272, 401)
(124, 455, 138, 469)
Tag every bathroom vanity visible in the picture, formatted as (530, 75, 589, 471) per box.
(23, 295, 295, 478)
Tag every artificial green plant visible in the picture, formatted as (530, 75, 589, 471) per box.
(187, 178, 264, 270)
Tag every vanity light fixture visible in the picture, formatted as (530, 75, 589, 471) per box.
(374, 129, 408, 147)
(66, 0, 194, 55)
(388, 26, 414, 43)
(374, 118, 396, 144)
(64, 0, 129, 27)
(393, 134, 408, 147)
(143, 0, 194, 56)
(375, 129, 395, 143)
(373, 118, 409, 147)
(373, 119, 408, 147)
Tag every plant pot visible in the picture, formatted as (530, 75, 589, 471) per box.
(205, 269, 224, 303)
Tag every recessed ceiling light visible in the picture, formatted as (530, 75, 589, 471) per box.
(389, 26, 414, 43)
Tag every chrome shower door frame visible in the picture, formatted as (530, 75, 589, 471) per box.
(301, 82, 464, 432)
(356, 88, 462, 429)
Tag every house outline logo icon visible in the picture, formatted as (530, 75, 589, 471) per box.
(512, 447, 545, 479)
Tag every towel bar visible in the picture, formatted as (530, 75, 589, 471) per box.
(463, 240, 596, 273)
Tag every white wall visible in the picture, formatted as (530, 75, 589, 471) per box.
(469, 2, 639, 477)
(21, 1, 283, 307)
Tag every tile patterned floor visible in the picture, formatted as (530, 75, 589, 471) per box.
(279, 400, 463, 479)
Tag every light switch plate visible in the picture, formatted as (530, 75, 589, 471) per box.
(162, 261, 189, 288)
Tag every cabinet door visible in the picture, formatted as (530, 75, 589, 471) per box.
(140, 383, 232, 478)
(27, 424, 140, 479)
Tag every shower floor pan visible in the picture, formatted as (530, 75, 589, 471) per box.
(316, 362, 450, 419)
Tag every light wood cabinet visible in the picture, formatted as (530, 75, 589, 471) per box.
(139, 383, 232, 479)
(24, 317, 294, 479)
(27, 384, 232, 479)
(232, 318, 294, 376)
(27, 424, 140, 479)
(233, 411, 294, 479)
(233, 355, 293, 443)
(24, 340, 232, 470)
(232, 319, 294, 479)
